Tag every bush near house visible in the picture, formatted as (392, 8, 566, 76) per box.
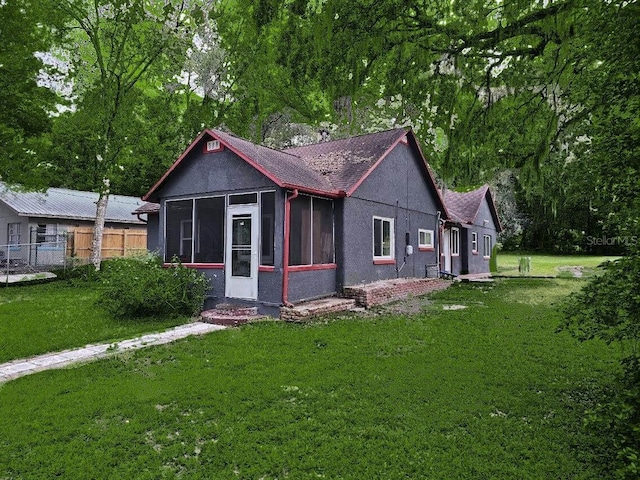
(98, 255, 209, 319)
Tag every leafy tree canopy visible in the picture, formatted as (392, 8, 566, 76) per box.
(0, 0, 66, 188)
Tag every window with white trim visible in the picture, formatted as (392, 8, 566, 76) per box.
(373, 216, 394, 260)
(471, 232, 478, 253)
(418, 229, 434, 250)
(451, 227, 460, 256)
(205, 139, 221, 152)
(7, 223, 21, 245)
(483, 234, 492, 258)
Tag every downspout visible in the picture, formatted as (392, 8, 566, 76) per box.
(282, 189, 299, 307)
(436, 211, 442, 275)
(135, 213, 148, 224)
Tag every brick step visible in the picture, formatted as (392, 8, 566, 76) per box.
(200, 309, 268, 326)
(280, 298, 358, 321)
(213, 303, 259, 317)
(343, 278, 450, 308)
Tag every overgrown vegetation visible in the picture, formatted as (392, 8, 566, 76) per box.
(0, 282, 185, 363)
(562, 251, 640, 478)
(0, 279, 621, 478)
(98, 255, 209, 319)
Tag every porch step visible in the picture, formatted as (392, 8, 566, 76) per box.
(280, 297, 358, 321)
(200, 304, 268, 326)
(212, 303, 259, 317)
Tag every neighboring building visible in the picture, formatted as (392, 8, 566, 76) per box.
(143, 127, 450, 313)
(442, 185, 502, 275)
(0, 184, 148, 267)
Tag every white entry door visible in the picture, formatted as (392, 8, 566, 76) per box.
(225, 204, 259, 300)
(442, 229, 451, 272)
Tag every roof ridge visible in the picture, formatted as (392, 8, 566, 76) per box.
(284, 126, 408, 151)
(209, 128, 302, 160)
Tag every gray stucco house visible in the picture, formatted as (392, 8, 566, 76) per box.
(144, 127, 454, 312)
(442, 185, 502, 275)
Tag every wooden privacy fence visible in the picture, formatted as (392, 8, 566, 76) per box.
(67, 227, 147, 260)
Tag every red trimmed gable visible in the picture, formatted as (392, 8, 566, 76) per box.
(444, 185, 502, 232)
(144, 126, 451, 215)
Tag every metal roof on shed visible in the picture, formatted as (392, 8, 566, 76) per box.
(0, 184, 145, 224)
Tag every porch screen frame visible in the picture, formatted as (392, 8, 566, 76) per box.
(289, 194, 335, 267)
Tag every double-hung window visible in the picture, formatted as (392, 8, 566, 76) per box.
(373, 216, 394, 262)
(483, 234, 492, 258)
(471, 232, 478, 254)
(7, 223, 21, 245)
(451, 227, 460, 256)
(418, 229, 434, 251)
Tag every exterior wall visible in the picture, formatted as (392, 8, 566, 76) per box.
(287, 267, 337, 303)
(464, 199, 499, 274)
(0, 202, 24, 245)
(146, 214, 160, 254)
(339, 142, 441, 287)
(157, 146, 277, 200)
(152, 144, 285, 310)
(0, 203, 26, 265)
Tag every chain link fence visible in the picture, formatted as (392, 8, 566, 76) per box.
(0, 234, 68, 275)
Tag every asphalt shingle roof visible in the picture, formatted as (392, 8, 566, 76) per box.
(0, 184, 146, 224)
(284, 128, 408, 194)
(145, 127, 416, 201)
(212, 129, 336, 194)
(444, 185, 502, 231)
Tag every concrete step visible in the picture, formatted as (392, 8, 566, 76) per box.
(200, 304, 268, 326)
(280, 297, 358, 321)
(213, 303, 259, 317)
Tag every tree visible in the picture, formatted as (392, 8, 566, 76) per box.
(50, 0, 205, 268)
(237, 0, 637, 253)
(0, 0, 64, 188)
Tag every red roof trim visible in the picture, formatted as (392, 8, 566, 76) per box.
(289, 263, 337, 272)
(204, 129, 287, 190)
(345, 129, 407, 197)
(282, 183, 344, 198)
(406, 129, 450, 220)
(143, 130, 209, 201)
(469, 185, 490, 227)
(483, 187, 503, 233)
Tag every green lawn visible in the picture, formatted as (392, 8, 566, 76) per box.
(495, 253, 618, 277)
(0, 279, 619, 479)
(0, 282, 189, 363)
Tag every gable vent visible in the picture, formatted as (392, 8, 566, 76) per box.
(205, 139, 221, 152)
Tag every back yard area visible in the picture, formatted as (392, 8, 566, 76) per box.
(0, 269, 621, 478)
(496, 253, 616, 277)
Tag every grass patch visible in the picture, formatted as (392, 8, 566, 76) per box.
(0, 279, 620, 478)
(495, 253, 618, 277)
(0, 282, 190, 363)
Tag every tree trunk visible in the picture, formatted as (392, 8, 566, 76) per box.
(90, 177, 110, 270)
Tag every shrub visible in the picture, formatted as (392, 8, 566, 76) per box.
(98, 255, 209, 319)
(51, 261, 99, 283)
(561, 251, 640, 478)
(489, 244, 499, 273)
